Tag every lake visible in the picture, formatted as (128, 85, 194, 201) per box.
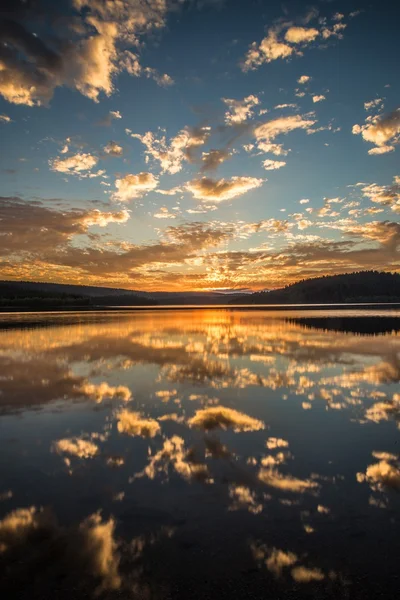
(0, 308, 399, 599)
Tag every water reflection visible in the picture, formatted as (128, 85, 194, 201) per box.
(0, 309, 399, 599)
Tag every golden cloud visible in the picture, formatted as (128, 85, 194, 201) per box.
(186, 176, 264, 202)
(188, 406, 265, 432)
(117, 409, 161, 438)
(112, 172, 158, 201)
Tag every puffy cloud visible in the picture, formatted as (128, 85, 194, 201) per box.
(251, 543, 329, 583)
(222, 94, 260, 125)
(284, 27, 319, 44)
(50, 152, 99, 176)
(262, 547, 298, 577)
(357, 454, 400, 492)
(262, 159, 286, 170)
(117, 409, 161, 438)
(81, 209, 130, 227)
(229, 486, 263, 514)
(298, 75, 311, 84)
(0, 114, 12, 124)
(0, 0, 176, 107)
(365, 98, 384, 112)
(188, 406, 265, 432)
(112, 172, 158, 201)
(312, 94, 326, 103)
(353, 108, 400, 153)
(186, 176, 263, 203)
(364, 394, 400, 427)
(103, 141, 123, 156)
(75, 381, 131, 402)
(129, 126, 210, 174)
(242, 27, 294, 71)
(361, 178, 400, 213)
(53, 437, 99, 459)
(266, 437, 289, 450)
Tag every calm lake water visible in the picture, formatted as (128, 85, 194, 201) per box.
(0, 309, 399, 599)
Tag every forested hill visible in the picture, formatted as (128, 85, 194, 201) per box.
(232, 271, 400, 305)
(0, 281, 158, 308)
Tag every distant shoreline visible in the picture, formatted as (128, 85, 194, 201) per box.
(1, 302, 400, 314)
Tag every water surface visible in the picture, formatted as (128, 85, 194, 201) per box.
(0, 309, 399, 599)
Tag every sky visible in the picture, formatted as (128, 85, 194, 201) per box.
(0, 0, 399, 292)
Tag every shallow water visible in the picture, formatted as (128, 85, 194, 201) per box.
(0, 309, 399, 599)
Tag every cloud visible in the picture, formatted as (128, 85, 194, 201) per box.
(284, 27, 319, 44)
(357, 454, 400, 492)
(201, 149, 232, 171)
(364, 394, 400, 428)
(266, 437, 289, 449)
(353, 108, 400, 153)
(0, 505, 121, 592)
(222, 94, 260, 125)
(117, 409, 161, 438)
(0, 114, 12, 124)
(53, 437, 99, 459)
(0, 0, 176, 107)
(312, 94, 326, 103)
(364, 98, 384, 112)
(242, 27, 294, 71)
(188, 406, 265, 432)
(254, 114, 316, 154)
(258, 469, 319, 493)
(119, 50, 174, 87)
(298, 75, 311, 84)
(50, 152, 99, 176)
(241, 13, 349, 71)
(229, 486, 263, 514)
(129, 126, 211, 174)
(103, 141, 123, 156)
(291, 566, 325, 583)
(275, 103, 298, 110)
(251, 543, 329, 583)
(0, 197, 129, 260)
(154, 207, 177, 219)
(185, 176, 263, 203)
(367, 145, 394, 155)
(112, 172, 158, 201)
(361, 178, 400, 213)
(133, 435, 210, 483)
(75, 381, 131, 402)
(81, 209, 130, 227)
(262, 159, 286, 170)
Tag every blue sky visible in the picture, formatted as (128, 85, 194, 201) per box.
(0, 0, 399, 290)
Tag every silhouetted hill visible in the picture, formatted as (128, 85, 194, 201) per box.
(0, 281, 245, 307)
(232, 271, 400, 305)
(0, 281, 157, 308)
